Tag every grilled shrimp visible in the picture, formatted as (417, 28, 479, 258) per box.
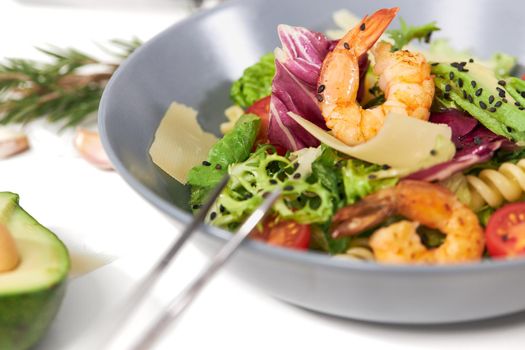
(318, 8, 435, 145)
(331, 180, 484, 264)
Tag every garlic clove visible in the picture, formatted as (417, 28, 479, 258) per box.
(0, 128, 29, 159)
(74, 129, 113, 170)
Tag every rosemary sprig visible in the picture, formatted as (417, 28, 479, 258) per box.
(0, 38, 142, 128)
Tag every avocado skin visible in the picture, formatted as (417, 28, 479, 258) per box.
(0, 192, 70, 350)
(0, 281, 67, 350)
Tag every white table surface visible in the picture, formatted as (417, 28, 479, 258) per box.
(3, 1, 525, 349)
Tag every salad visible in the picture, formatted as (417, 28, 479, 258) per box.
(151, 7, 525, 265)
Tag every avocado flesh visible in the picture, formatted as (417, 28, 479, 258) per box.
(0, 192, 69, 350)
(433, 62, 525, 142)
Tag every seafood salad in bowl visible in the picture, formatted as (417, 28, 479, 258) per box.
(100, 0, 525, 322)
(150, 6, 525, 266)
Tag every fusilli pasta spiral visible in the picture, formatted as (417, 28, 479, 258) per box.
(335, 238, 375, 261)
(466, 159, 525, 209)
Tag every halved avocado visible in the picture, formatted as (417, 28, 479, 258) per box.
(0, 192, 70, 350)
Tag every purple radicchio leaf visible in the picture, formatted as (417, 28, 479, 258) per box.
(408, 109, 517, 181)
(268, 25, 369, 151)
(407, 140, 504, 182)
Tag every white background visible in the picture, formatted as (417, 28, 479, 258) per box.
(2, 0, 525, 349)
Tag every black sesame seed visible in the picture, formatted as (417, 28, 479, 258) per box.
(489, 107, 497, 112)
(503, 98, 508, 103)
(431, 62, 439, 66)
(368, 174, 377, 180)
(461, 68, 469, 72)
(459, 61, 467, 66)
(269, 179, 278, 185)
(489, 95, 495, 104)
(382, 164, 391, 170)
(360, 23, 366, 31)
(468, 95, 474, 103)
(284, 185, 294, 191)
(458, 79, 464, 88)
(445, 84, 452, 92)
(479, 101, 487, 109)
(497, 87, 506, 97)
(451, 62, 459, 68)
(343, 42, 350, 50)
(498, 80, 507, 87)
(210, 212, 217, 220)
(469, 58, 474, 63)
(471, 80, 477, 88)
(463, 90, 468, 99)
(316, 94, 324, 102)
(475, 88, 483, 96)
(244, 193, 253, 199)
(449, 72, 455, 80)
(515, 102, 522, 107)
(317, 84, 326, 93)
(192, 204, 201, 210)
(430, 149, 437, 156)
(293, 162, 300, 170)
(520, 107, 525, 111)
(507, 126, 514, 133)
(495, 101, 503, 107)
(444, 93, 451, 100)
(521, 91, 525, 98)
(219, 205, 226, 213)
(202, 160, 211, 166)
(293, 173, 301, 179)
(215, 164, 222, 170)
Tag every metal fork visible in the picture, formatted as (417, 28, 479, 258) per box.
(102, 175, 281, 349)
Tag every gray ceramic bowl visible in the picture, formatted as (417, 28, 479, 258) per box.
(99, 0, 525, 324)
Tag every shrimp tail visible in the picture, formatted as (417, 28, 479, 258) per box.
(344, 7, 399, 56)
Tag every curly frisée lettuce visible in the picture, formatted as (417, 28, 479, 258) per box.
(208, 146, 333, 229)
(230, 53, 275, 108)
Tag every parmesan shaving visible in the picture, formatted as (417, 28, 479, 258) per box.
(220, 105, 245, 134)
(288, 112, 455, 171)
(149, 102, 217, 184)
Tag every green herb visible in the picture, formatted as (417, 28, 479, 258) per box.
(188, 114, 261, 206)
(310, 222, 351, 255)
(0, 38, 141, 128)
(310, 145, 346, 209)
(477, 207, 495, 227)
(416, 225, 446, 248)
(230, 53, 275, 108)
(387, 18, 440, 51)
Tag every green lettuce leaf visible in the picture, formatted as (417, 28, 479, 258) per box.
(187, 114, 260, 206)
(230, 53, 275, 108)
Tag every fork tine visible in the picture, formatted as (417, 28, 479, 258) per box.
(129, 189, 282, 350)
(100, 174, 230, 348)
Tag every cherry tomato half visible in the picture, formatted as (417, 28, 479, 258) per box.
(246, 95, 271, 144)
(486, 202, 525, 258)
(251, 217, 310, 250)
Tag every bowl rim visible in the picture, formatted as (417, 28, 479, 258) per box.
(98, 0, 525, 274)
